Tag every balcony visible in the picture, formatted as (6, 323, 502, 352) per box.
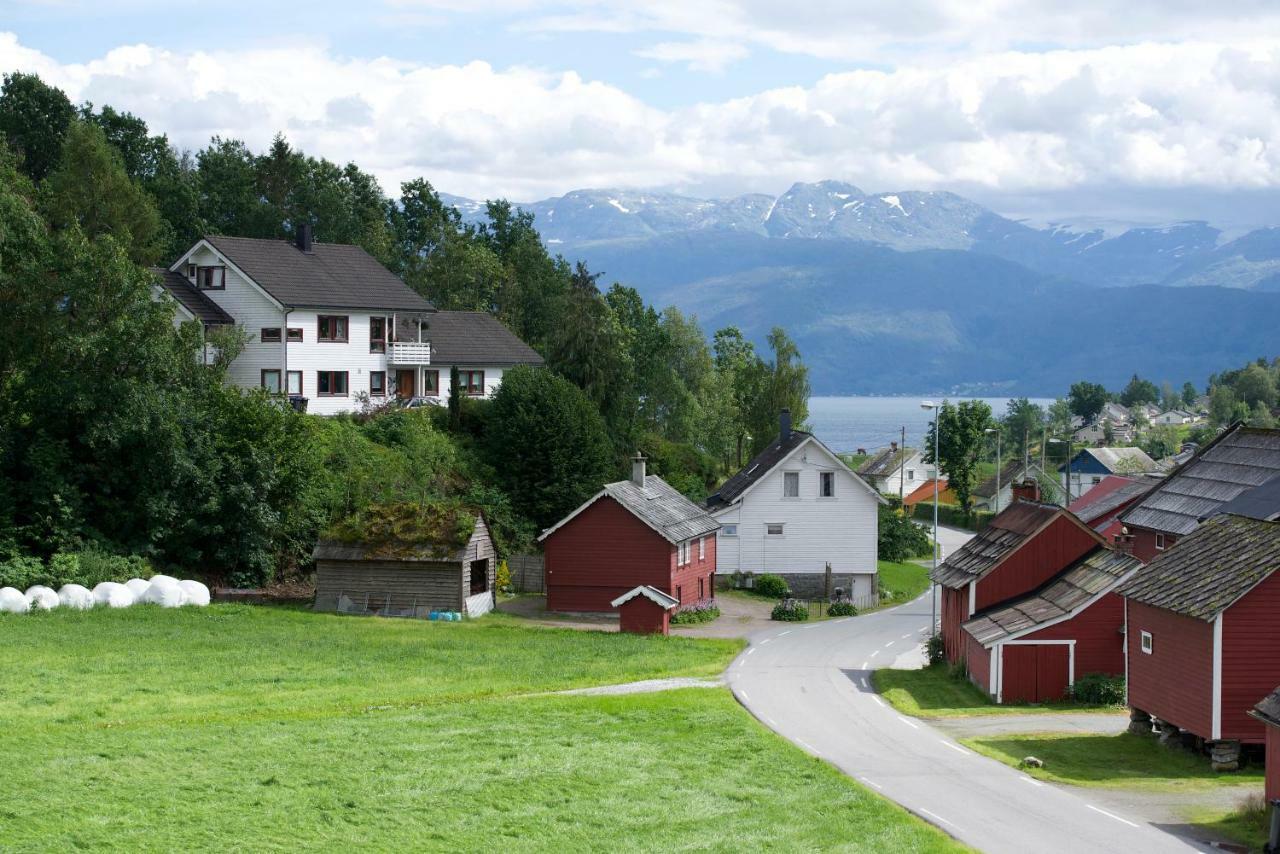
(388, 341, 431, 365)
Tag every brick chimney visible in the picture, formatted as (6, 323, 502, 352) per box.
(631, 452, 646, 488)
(890, 440, 898, 452)
(296, 223, 314, 253)
(1011, 479, 1040, 503)
(1113, 528, 1135, 556)
(779, 409, 792, 442)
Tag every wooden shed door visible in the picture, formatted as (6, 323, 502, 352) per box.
(396, 369, 415, 399)
(1002, 645, 1070, 703)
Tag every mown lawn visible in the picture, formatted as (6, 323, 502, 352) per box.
(873, 665, 1121, 717)
(0, 606, 964, 852)
(1187, 795, 1271, 852)
(876, 560, 930, 602)
(961, 733, 1265, 792)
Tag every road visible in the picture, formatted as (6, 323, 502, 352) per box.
(728, 530, 1208, 853)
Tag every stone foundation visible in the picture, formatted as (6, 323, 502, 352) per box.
(1127, 707, 1152, 737)
(1209, 740, 1240, 772)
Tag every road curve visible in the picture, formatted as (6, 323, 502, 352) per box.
(727, 589, 1208, 853)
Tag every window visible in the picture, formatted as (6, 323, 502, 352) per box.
(698, 537, 705, 560)
(766, 523, 784, 537)
(460, 370, 485, 396)
(820, 471, 836, 498)
(260, 369, 282, 394)
(317, 315, 349, 343)
(286, 371, 302, 396)
(1155, 533, 1166, 551)
(369, 317, 387, 353)
(196, 265, 225, 290)
(1092, 476, 1102, 485)
(783, 472, 799, 498)
(370, 371, 386, 397)
(698, 577, 705, 600)
(721, 524, 738, 538)
(1140, 630, 1153, 655)
(286, 328, 303, 342)
(423, 370, 440, 394)
(907, 469, 915, 480)
(260, 327, 282, 343)
(676, 585, 682, 602)
(317, 371, 349, 396)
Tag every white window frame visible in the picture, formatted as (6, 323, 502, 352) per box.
(1140, 630, 1153, 655)
(819, 471, 836, 499)
(721, 524, 738, 538)
(766, 523, 785, 537)
(1155, 533, 1166, 551)
(782, 471, 800, 498)
(907, 469, 915, 480)
(698, 537, 705, 560)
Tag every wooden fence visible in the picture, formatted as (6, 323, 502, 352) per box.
(508, 553, 544, 594)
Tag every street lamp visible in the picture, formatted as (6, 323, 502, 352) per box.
(921, 400, 941, 637)
(1048, 437, 1073, 505)
(985, 427, 1002, 514)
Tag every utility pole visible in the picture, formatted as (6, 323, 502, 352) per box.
(899, 425, 906, 513)
(986, 427, 1002, 514)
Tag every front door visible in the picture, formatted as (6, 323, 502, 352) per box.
(396, 369, 415, 399)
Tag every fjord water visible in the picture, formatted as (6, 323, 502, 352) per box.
(808, 396, 1056, 454)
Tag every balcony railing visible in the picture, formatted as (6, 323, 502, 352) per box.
(388, 341, 431, 364)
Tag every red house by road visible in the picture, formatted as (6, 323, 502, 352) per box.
(932, 501, 1106, 664)
(540, 454, 719, 613)
(1119, 513, 1280, 769)
(961, 547, 1142, 703)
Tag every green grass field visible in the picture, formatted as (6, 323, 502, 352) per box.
(961, 732, 1265, 792)
(0, 606, 964, 851)
(872, 665, 1121, 717)
(876, 560, 930, 602)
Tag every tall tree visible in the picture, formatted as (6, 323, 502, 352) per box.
(924, 400, 994, 514)
(1181, 381, 1199, 408)
(1001, 398, 1044, 464)
(0, 72, 76, 181)
(1068, 381, 1109, 423)
(745, 328, 810, 454)
(1119, 374, 1159, 407)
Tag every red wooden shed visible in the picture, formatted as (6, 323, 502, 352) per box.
(539, 454, 719, 614)
(1249, 686, 1280, 802)
(931, 501, 1106, 664)
(961, 547, 1142, 703)
(1119, 513, 1280, 767)
(611, 585, 680, 635)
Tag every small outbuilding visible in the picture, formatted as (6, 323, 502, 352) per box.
(313, 502, 496, 618)
(1249, 686, 1280, 802)
(611, 585, 680, 635)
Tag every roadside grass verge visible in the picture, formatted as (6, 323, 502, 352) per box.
(1186, 794, 1271, 852)
(872, 665, 1122, 717)
(960, 733, 1265, 792)
(0, 606, 965, 851)
(877, 559, 930, 603)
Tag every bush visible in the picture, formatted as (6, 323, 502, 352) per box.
(827, 601, 857, 617)
(947, 660, 969, 681)
(0, 549, 152, 590)
(771, 601, 809, 622)
(0, 555, 47, 589)
(1069, 672, 1125, 705)
(496, 559, 513, 595)
(911, 503, 994, 532)
(878, 504, 932, 562)
(754, 573, 789, 599)
(670, 600, 720, 625)
(926, 634, 945, 666)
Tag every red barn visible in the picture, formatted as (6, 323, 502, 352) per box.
(1250, 686, 1280, 802)
(931, 501, 1106, 664)
(961, 547, 1142, 703)
(540, 454, 719, 613)
(1119, 513, 1280, 769)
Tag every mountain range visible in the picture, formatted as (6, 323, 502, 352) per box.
(441, 182, 1280, 395)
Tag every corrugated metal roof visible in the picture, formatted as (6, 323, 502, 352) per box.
(1117, 513, 1280, 620)
(152, 267, 234, 326)
(931, 501, 1063, 589)
(1122, 425, 1280, 536)
(606, 475, 720, 543)
(857, 446, 915, 479)
(963, 548, 1140, 645)
(1072, 447, 1158, 474)
(1252, 685, 1280, 728)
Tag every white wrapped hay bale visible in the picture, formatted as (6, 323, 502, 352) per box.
(140, 576, 183, 607)
(24, 585, 60, 610)
(1, 586, 31, 613)
(124, 578, 151, 599)
(92, 581, 135, 608)
(178, 580, 210, 607)
(58, 583, 95, 610)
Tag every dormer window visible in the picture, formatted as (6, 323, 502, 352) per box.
(196, 266, 225, 290)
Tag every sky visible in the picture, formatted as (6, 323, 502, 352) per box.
(4, 0, 1280, 229)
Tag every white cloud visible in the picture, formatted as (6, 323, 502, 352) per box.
(3, 31, 1280, 212)
(633, 39, 748, 74)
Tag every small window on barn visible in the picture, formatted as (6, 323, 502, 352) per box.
(766, 523, 784, 537)
(721, 524, 738, 537)
(1140, 630, 1153, 655)
(698, 537, 705, 560)
(783, 472, 799, 498)
(1155, 533, 1166, 551)
(820, 471, 835, 498)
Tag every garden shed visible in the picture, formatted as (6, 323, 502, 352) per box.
(313, 502, 496, 618)
(611, 585, 680, 635)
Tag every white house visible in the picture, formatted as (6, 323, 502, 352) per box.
(1152, 409, 1199, 426)
(706, 411, 885, 600)
(155, 228, 543, 414)
(971, 460, 1051, 514)
(856, 443, 929, 498)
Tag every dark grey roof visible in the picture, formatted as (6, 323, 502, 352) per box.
(1121, 425, 1280, 536)
(1252, 686, 1280, 728)
(1117, 514, 1280, 620)
(857, 446, 915, 479)
(932, 501, 1078, 589)
(152, 267, 234, 326)
(963, 548, 1141, 645)
(1070, 477, 1155, 526)
(974, 460, 1040, 500)
(603, 475, 720, 543)
(1210, 473, 1280, 522)
(203, 235, 434, 312)
(395, 311, 543, 366)
(707, 430, 812, 509)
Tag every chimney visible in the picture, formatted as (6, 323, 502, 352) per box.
(779, 409, 792, 442)
(1011, 479, 1040, 503)
(890, 440, 898, 452)
(296, 223, 314, 253)
(631, 452, 646, 488)
(856, 448, 866, 456)
(1113, 528, 1135, 556)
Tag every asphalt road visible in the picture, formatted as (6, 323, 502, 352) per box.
(728, 563, 1208, 852)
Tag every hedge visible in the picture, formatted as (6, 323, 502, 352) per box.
(911, 503, 994, 532)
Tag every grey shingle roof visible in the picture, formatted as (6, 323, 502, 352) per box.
(1209, 472, 1280, 522)
(604, 475, 720, 543)
(151, 267, 234, 326)
(203, 235, 434, 312)
(395, 311, 543, 366)
(931, 501, 1075, 589)
(1069, 476, 1155, 527)
(974, 460, 1043, 500)
(1117, 513, 1280, 620)
(1121, 425, 1280, 536)
(963, 548, 1141, 645)
(706, 430, 812, 509)
(857, 446, 915, 479)
(1252, 686, 1280, 728)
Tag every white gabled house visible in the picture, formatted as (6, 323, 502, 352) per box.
(855, 443, 928, 497)
(155, 227, 543, 415)
(705, 410, 885, 600)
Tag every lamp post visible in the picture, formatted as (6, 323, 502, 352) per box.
(921, 400, 941, 637)
(985, 427, 1002, 514)
(1049, 437, 1073, 505)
